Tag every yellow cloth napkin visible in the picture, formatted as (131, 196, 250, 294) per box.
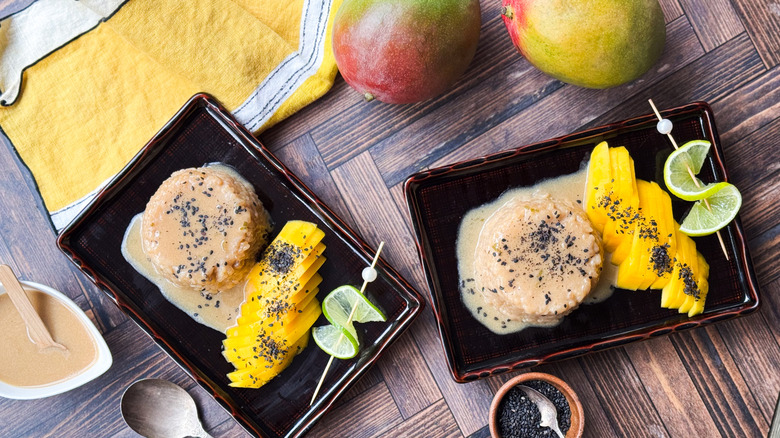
(0, 0, 341, 229)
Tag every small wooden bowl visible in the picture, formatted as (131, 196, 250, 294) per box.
(489, 372, 584, 438)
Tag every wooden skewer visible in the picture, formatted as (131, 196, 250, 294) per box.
(310, 242, 385, 406)
(0, 265, 67, 351)
(648, 99, 729, 260)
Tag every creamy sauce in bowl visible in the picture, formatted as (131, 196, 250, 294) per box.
(456, 165, 618, 335)
(0, 290, 98, 387)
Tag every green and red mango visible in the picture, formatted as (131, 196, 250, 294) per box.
(332, 0, 481, 104)
(501, 0, 666, 89)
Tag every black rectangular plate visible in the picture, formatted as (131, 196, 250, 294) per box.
(58, 94, 424, 437)
(405, 101, 760, 382)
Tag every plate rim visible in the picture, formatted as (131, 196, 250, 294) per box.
(56, 93, 425, 437)
(404, 100, 761, 382)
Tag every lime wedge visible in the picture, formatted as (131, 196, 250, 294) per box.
(664, 140, 729, 201)
(313, 285, 386, 359)
(679, 183, 742, 236)
(312, 325, 359, 359)
(322, 285, 387, 334)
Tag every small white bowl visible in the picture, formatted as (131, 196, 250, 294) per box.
(0, 280, 112, 400)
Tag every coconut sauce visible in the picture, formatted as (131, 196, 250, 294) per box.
(0, 290, 98, 387)
(122, 214, 245, 333)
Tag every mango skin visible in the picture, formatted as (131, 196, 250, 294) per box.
(501, 0, 666, 89)
(333, 0, 481, 104)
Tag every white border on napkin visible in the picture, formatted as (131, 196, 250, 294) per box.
(232, 0, 332, 132)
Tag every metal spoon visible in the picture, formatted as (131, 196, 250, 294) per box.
(518, 385, 565, 438)
(121, 379, 213, 438)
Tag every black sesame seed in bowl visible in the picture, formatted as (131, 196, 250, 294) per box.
(489, 372, 584, 438)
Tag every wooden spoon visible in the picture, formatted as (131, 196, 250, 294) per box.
(0, 265, 66, 351)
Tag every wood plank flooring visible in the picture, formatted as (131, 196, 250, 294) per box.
(0, 0, 778, 437)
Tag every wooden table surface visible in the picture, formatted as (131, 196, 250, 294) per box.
(1, 1, 779, 437)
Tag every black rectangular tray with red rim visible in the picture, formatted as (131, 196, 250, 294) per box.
(58, 94, 424, 437)
(404, 101, 760, 382)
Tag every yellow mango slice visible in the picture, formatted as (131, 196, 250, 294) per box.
(616, 180, 655, 290)
(660, 246, 681, 308)
(223, 297, 321, 367)
(664, 233, 687, 309)
(668, 234, 698, 310)
(678, 238, 700, 313)
(649, 188, 676, 289)
(637, 182, 670, 290)
(679, 249, 708, 314)
(685, 252, 710, 316)
(603, 148, 638, 253)
(225, 290, 321, 343)
(243, 242, 324, 297)
(238, 255, 325, 325)
(601, 147, 620, 247)
(609, 156, 641, 264)
(244, 224, 324, 302)
(687, 279, 709, 316)
(635, 182, 661, 290)
(611, 226, 634, 265)
(227, 334, 309, 388)
(222, 220, 326, 388)
(678, 292, 694, 314)
(585, 141, 612, 231)
(601, 148, 622, 249)
(238, 271, 323, 328)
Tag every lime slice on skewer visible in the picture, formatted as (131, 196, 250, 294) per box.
(664, 140, 730, 201)
(322, 285, 387, 331)
(312, 325, 359, 359)
(679, 183, 742, 236)
(313, 285, 386, 359)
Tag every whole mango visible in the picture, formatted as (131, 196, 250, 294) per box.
(501, 0, 666, 89)
(333, 0, 481, 104)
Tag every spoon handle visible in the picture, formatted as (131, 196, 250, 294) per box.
(0, 265, 65, 350)
(186, 418, 214, 438)
(519, 385, 566, 438)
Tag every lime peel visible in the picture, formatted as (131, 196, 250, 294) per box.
(312, 325, 358, 359)
(679, 183, 742, 236)
(662, 139, 742, 236)
(312, 284, 386, 358)
(664, 140, 727, 201)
